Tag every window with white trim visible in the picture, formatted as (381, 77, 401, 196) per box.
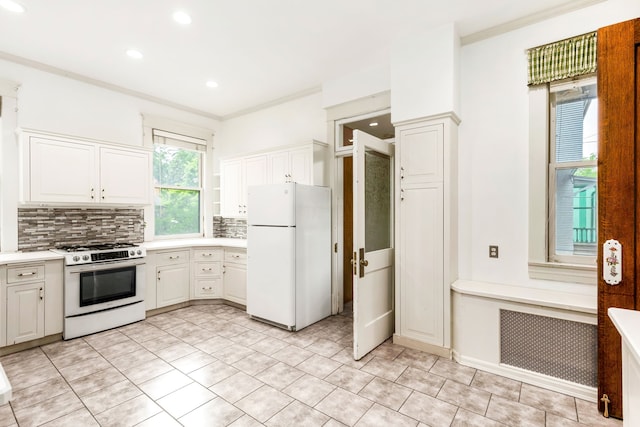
(153, 130, 205, 237)
(527, 31, 598, 284)
(548, 77, 597, 265)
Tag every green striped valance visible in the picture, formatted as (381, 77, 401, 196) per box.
(527, 31, 597, 85)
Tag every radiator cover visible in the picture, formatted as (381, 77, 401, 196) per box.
(500, 310, 597, 387)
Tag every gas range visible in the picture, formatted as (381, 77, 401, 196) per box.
(51, 243, 146, 266)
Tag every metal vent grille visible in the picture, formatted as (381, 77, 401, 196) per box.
(500, 310, 597, 387)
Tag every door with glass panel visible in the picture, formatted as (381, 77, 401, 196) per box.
(352, 130, 394, 360)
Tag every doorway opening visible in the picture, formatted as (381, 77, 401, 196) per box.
(334, 111, 394, 311)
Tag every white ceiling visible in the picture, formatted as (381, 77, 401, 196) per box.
(0, 0, 600, 119)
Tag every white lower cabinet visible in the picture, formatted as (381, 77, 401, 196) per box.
(145, 245, 247, 311)
(155, 250, 190, 308)
(7, 282, 44, 345)
(192, 248, 223, 299)
(223, 248, 247, 305)
(1, 260, 63, 347)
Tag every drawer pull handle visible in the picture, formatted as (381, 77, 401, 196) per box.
(169, 256, 180, 260)
(202, 253, 213, 257)
(39, 287, 44, 300)
(202, 268, 212, 272)
(18, 272, 37, 277)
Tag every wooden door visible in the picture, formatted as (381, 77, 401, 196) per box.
(597, 18, 640, 419)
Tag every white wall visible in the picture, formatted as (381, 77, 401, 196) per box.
(458, 0, 640, 288)
(0, 59, 219, 146)
(391, 23, 460, 123)
(0, 60, 219, 250)
(214, 91, 326, 168)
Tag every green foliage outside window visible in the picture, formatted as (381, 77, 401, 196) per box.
(153, 145, 202, 236)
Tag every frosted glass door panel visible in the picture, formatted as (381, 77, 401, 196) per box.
(365, 151, 391, 252)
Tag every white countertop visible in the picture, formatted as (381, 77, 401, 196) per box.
(0, 238, 247, 264)
(142, 238, 247, 251)
(0, 250, 64, 264)
(608, 308, 640, 363)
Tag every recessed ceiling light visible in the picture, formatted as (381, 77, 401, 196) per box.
(369, 122, 379, 127)
(126, 49, 143, 59)
(206, 81, 219, 88)
(173, 10, 192, 25)
(0, 0, 26, 13)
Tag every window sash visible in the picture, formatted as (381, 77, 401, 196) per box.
(153, 138, 204, 237)
(547, 77, 597, 266)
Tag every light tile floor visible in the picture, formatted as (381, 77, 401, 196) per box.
(0, 303, 623, 426)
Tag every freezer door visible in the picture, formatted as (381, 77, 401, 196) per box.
(247, 183, 295, 226)
(246, 226, 296, 327)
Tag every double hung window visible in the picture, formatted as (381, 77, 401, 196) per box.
(527, 32, 598, 283)
(549, 77, 598, 264)
(153, 130, 205, 237)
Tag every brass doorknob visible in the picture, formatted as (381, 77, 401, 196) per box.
(360, 259, 369, 267)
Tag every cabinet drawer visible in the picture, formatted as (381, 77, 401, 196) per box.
(224, 249, 246, 264)
(193, 249, 222, 261)
(7, 264, 45, 284)
(194, 279, 222, 298)
(156, 250, 189, 265)
(194, 262, 222, 277)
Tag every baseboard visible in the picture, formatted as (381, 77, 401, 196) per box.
(0, 334, 62, 357)
(393, 334, 452, 358)
(452, 350, 597, 402)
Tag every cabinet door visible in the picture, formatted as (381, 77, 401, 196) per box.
(223, 263, 247, 305)
(221, 159, 244, 216)
(100, 147, 151, 204)
(268, 151, 290, 184)
(6, 283, 44, 345)
(29, 137, 97, 203)
(244, 155, 268, 215)
(156, 264, 190, 308)
(399, 184, 444, 345)
(399, 124, 443, 185)
(289, 147, 312, 184)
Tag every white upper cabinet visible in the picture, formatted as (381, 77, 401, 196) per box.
(268, 147, 312, 184)
(21, 131, 151, 206)
(28, 137, 97, 203)
(99, 146, 152, 204)
(220, 155, 268, 217)
(220, 141, 327, 217)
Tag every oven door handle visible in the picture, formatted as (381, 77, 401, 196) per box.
(67, 262, 146, 274)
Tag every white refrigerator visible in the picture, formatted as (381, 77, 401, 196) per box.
(246, 183, 331, 331)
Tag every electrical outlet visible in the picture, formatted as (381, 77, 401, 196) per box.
(489, 245, 499, 258)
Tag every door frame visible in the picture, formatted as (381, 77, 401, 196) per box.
(328, 104, 393, 316)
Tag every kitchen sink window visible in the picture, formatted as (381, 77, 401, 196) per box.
(153, 130, 206, 237)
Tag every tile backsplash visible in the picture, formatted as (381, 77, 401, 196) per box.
(213, 216, 247, 239)
(18, 208, 144, 252)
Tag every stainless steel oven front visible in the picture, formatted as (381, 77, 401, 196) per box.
(63, 257, 146, 339)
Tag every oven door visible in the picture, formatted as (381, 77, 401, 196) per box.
(65, 260, 146, 317)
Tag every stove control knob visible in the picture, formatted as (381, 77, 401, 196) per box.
(72, 255, 80, 262)
(130, 250, 135, 256)
(136, 249, 142, 255)
(82, 255, 90, 261)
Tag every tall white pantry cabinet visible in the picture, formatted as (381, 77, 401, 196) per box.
(393, 115, 459, 356)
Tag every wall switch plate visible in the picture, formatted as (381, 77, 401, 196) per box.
(489, 245, 499, 258)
